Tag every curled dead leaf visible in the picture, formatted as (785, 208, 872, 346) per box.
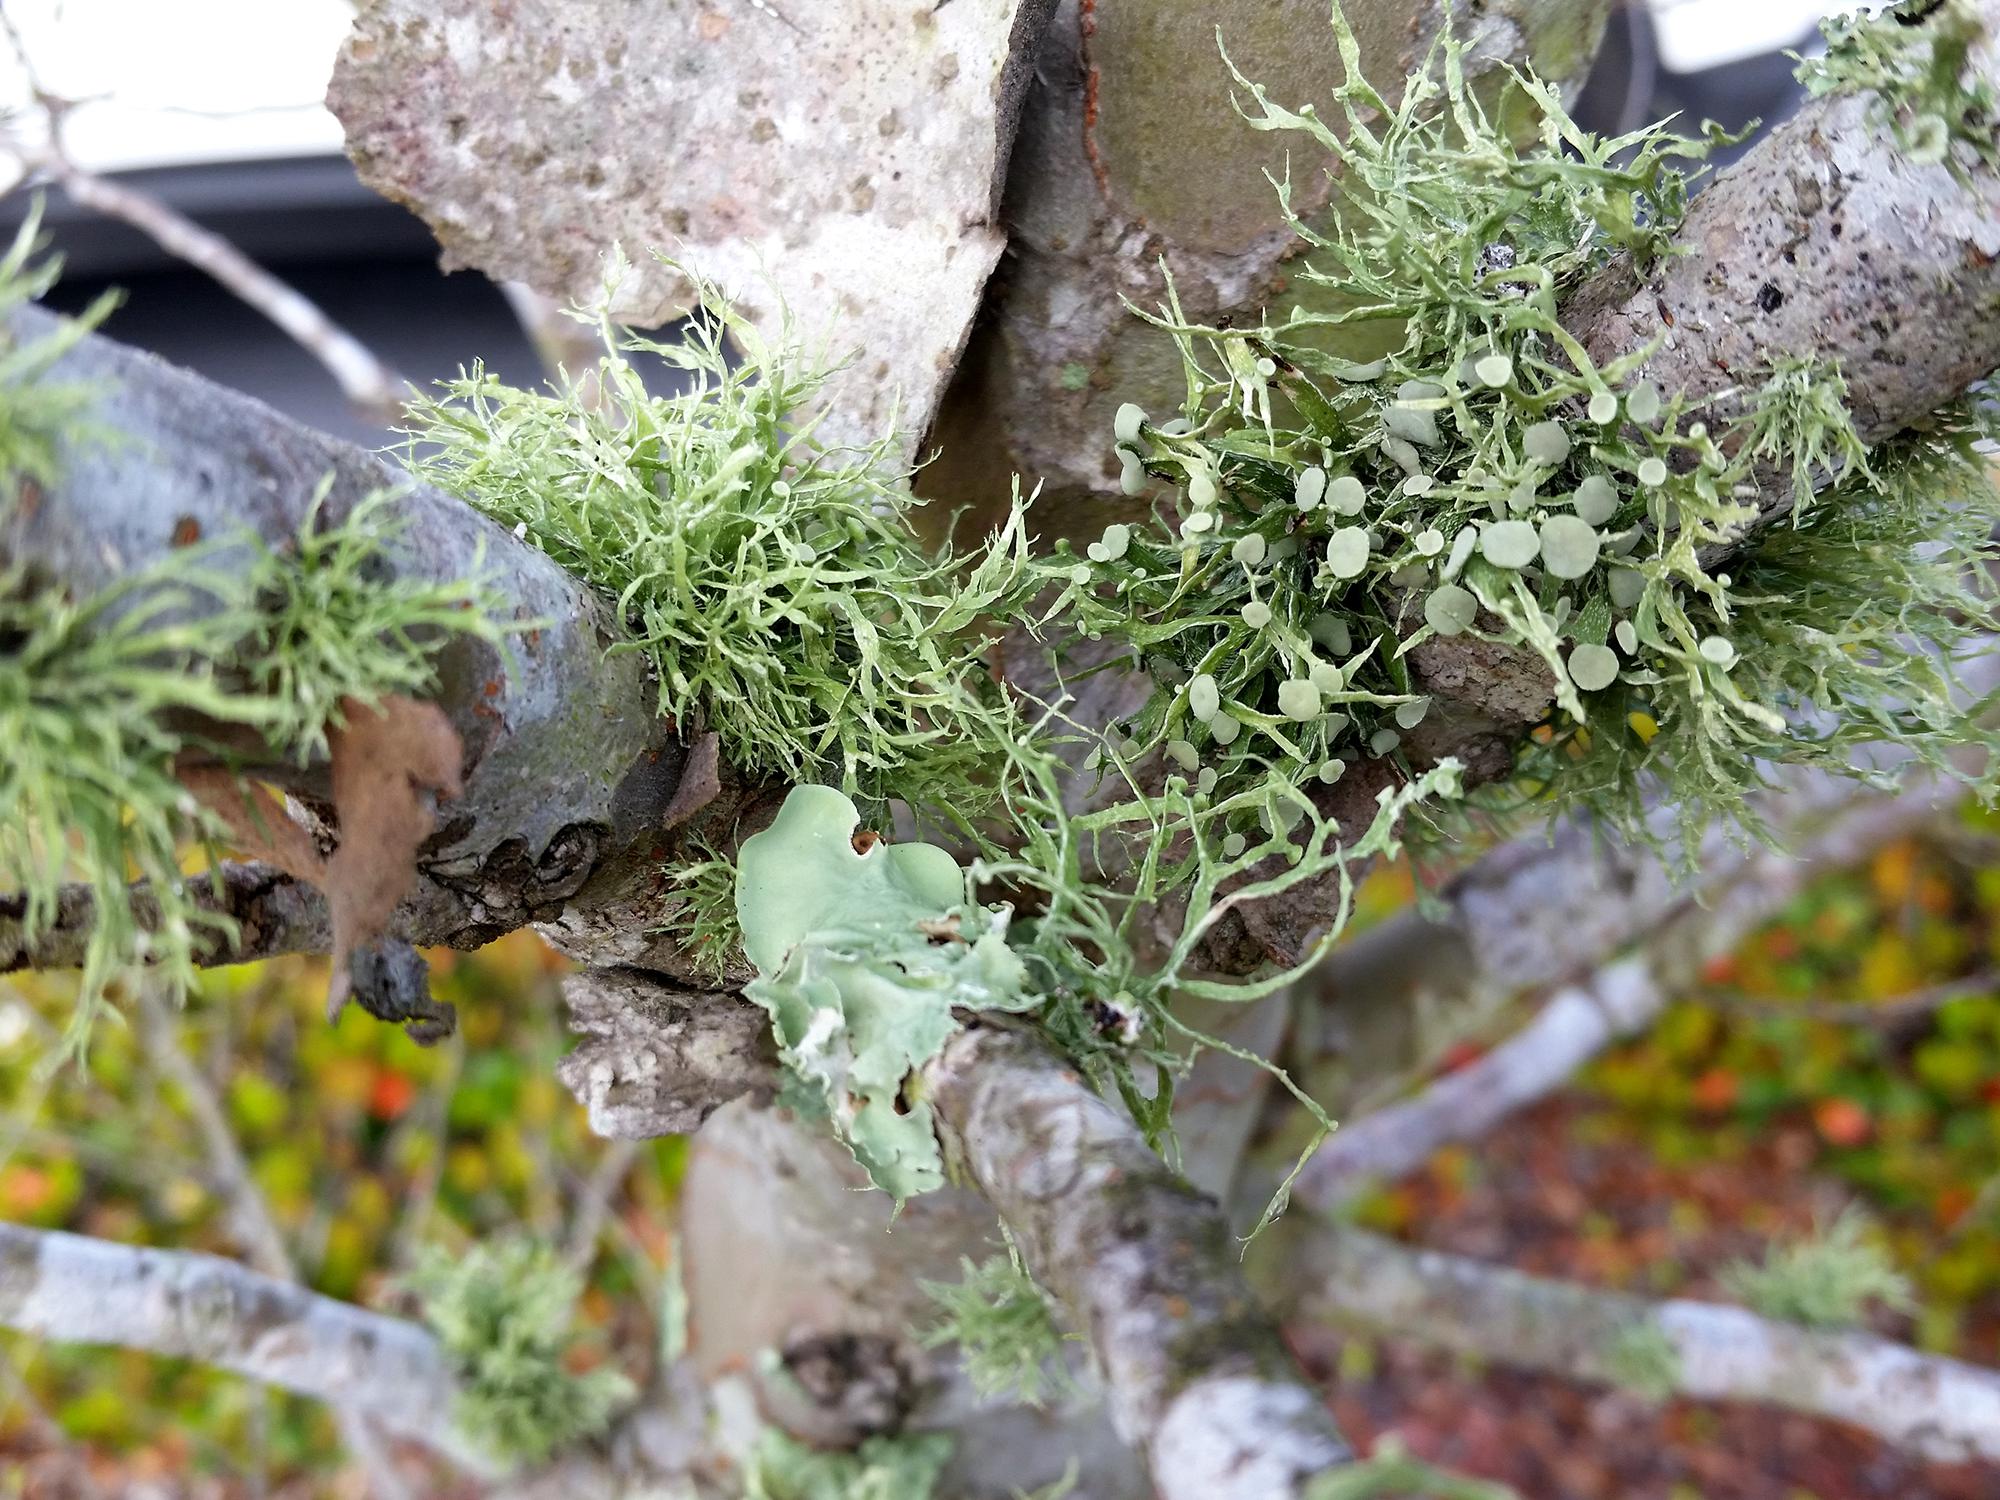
(181, 694, 465, 1040)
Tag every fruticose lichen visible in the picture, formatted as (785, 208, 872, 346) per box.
(1795, 0, 1999, 174)
(405, 1237, 634, 1464)
(403, 254, 1038, 829)
(0, 221, 504, 1049)
(404, 2, 2000, 1202)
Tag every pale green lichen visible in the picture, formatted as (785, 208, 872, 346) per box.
(920, 1248, 1070, 1408)
(1719, 1207, 1915, 1329)
(391, 3, 1999, 1218)
(3, 484, 501, 1053)
(655, 836, 743, 984)
(1604, 1320, 1682, 1403)
(746, 1427, 953, 1500)
(405, 1238, 635, 1465)
(1795, 0, 1999, 175)
(1049, 1, 2000, 859)
(735, 784, 1037, 1200)
(402, 253, 1037, 828)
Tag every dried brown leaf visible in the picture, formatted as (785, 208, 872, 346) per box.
(321, 695, 463, 1019)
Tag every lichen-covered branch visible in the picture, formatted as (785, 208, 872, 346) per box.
(1566, 0, 2000, 478)
(0, 305, 704, 965)
(1279, 1223, 2000, 1464)
(0, 1222, 489, 1472)
(1198, 0, 2000, 973)
(925, 1025, 1350, 1500)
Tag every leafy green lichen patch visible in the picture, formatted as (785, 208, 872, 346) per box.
(736, 785, 1036, 1200)
(392, 2, 1999, 1209)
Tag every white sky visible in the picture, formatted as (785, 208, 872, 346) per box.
(0, 0, 351, 173)
(0, 0, 1856, 176)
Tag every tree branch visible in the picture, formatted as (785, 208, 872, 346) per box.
(556, 967, 777, 1139)
(0, 305, 733, 976)
(1, 862, 329, 976)
(925, 1024, 1350, 1500)
(0, 1222, 491, 1473)
(1280, 1223, 2000, 1465)
(1292, 780, 1958, 1211)
(1205, 2, 2000, 974)
(0, 10, 409, 424)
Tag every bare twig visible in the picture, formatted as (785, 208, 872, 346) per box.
(1703, 971, 2000, 1033)
(1282, 1222, 2000, 1464)
(43, 165, 410, 421)
(134, 983, 296, 1281)
(0, 10, 409, 423)
(1293, 785, 1951, 1213)
(135, 983, 422, 1498)
(563, 1138, 642, 1274)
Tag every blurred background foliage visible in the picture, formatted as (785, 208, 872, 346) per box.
(0, 932, 686, 1494)
(6, 803, 2000, 1493)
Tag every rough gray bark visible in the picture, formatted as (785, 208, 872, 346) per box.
(0, 1222, 486, 1471)
(926, 1025, 1351, 1500)
(1280, 1223, 2000, 1464)
(558, 968, 777, 1138)
(1568, 3, 2000, 462)
(328, 0, 1059, 468)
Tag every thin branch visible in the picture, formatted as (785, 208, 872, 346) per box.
(0, 11, 409, 423)
(135, 983, 426, 1497)
(0, 1221, 492, 1473)
(925, 1024, 1352, 1500)
(134, 983, 296, 1281)
(1293, 784, 1950, 1212)
(1704, 970, 2000, 1033)
(43, 165, 410, 421)
(1283, 1223, 2000, 1465)
(563, 1138, 642, 1274)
